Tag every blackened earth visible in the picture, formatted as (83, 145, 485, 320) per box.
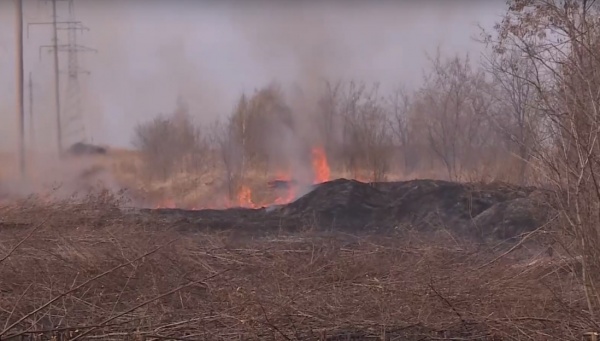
(131, 178, 553, 243)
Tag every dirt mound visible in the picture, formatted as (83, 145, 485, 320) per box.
(277, 179, 550, 240)
(140, 178, 552, 242)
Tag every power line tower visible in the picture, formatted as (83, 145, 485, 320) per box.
(28, 0, 95, 155)
(60, 0, 95, 147)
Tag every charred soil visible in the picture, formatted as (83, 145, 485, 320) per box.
(138, 178, 552, 243)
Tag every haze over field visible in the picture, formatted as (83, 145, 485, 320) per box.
(5, 2, 600, 338)
(0, 0, 505, 152)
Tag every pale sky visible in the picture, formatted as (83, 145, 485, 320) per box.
(0, 0, 507, 152)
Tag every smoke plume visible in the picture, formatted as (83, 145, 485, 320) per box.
(0, 0, 504, 199)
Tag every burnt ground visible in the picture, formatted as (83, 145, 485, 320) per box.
(134, 178, 553, 243)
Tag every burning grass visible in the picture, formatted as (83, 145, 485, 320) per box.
(0, 144, 514, 212)
(0, 197, 595, 340)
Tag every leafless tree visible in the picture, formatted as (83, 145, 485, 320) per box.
(228, 84, 293, 175)
(358, 88, 394, 182)
(488, 0, 600, 319)
(132, 100, 206, 181)
(413, 51, 494, 180)
(338, 81, 393, 181)
(317, 80, 344, 165)
(212, 117, 243, 201)
(339, 81, 368, 177)
(389, 86, 416, 172)
(482, 47, 543, 184)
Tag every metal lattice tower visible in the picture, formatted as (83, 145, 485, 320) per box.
(59, 0, 95, 145)
(28, 0, 95, 154)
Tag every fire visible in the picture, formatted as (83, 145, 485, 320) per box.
(273, 185, 296, 205)
(153, 146, 332, 210)
(237, 185, 255, 208)
(311, 147, 330, 184)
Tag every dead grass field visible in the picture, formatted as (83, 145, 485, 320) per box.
(0, 196, 594, 341)
(0, 147, 520, 210)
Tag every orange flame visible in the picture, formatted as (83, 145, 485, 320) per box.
(153, 148, 332, 210)
(237, 185, 255, 208)
(311, 147, 330, 184)
(268, 169, 296, 205)
(273, 185, 296, 205)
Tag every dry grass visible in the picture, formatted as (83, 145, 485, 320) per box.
(0, 195, 595, 340)
(0, 145, 534, 210)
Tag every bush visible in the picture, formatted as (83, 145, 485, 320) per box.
(132, 101, 206, 181)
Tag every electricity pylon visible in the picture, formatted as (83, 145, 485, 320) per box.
(59, 0, 95, 146)
(28, 0, 95, 155)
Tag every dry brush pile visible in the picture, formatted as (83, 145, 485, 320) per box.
(0, 196, 595, 340)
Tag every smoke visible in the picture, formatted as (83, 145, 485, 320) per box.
(222, 1, 506, 184)
(0, 1, 505, 148)
(0, 1, 505, 199)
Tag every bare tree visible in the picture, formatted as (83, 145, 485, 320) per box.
(483, 47, 542, 184)
(227, 84, 293, 175)
(413, 51, 494, 180)
(132, 100, 205, 181)
(489, 0, 600, 319)
(339, 81, 368, 177)
(338, 81, 393, 181)
(212, 117, 243, 201)
(389, 86, 416, 172)
(317, 80, 344, 164)
(357, 87, 394, 182)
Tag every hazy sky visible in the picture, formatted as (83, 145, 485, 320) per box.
(0, 0, 507, 152)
